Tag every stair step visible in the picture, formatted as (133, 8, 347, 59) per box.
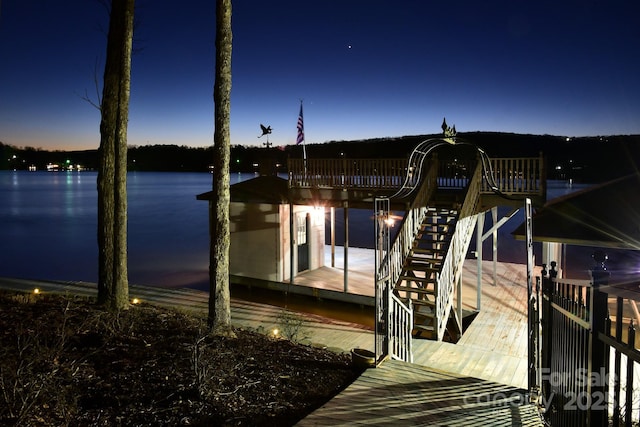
(411, 247, 444, 255)
(411, 299, 436, 308)
(420, 223, 453, 229)
(413, 241, 448, 248)
(404, 265, 438, 273)
(416, 230, 451, 237)
(414, 324, 435, 333)
(416, 239, 450, 247)
(412, 246, 447, 254)
(406, 256, 438, 265)
(410, 254, 444, 261)
(425, 217, 457, 222)
(416, 231, 452, 239)
(394, 286, 435, 296)
(427, 207, 458, 213)
(398, 275, 436, 284)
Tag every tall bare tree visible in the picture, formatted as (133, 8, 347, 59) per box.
(97, 0, 135, 311)
(209, 0, 235, 336)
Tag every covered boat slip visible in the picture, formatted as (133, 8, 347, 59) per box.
(202, 148, 545, 385)
(223, 153, 545, 298)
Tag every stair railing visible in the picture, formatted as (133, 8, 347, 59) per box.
(390, 296, 413, 362)
(434, 161, 482, 340)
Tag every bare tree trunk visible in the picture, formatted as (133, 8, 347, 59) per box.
(209, 0, 235, 337)
(97, 0, 134, 311)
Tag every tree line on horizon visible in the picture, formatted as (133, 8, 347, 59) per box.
(2, 132, 638, 183)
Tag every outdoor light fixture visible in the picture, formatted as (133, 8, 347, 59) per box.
(272, 328, 280, 337)
(33, 288, 40, 294)
(131, 298, 141, 305)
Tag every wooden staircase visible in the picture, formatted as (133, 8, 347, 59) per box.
(394, 198, 463, 340)
(375, 147, 483, 357)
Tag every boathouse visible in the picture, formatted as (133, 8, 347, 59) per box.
(197, 174, 326, 283)
(198, 134, 547, 353)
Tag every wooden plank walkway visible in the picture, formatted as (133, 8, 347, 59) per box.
(413, 260, 534, 388)
(295, 246, 533, 388)
(0, 277, 373, 355)
(299, 359, 542, 426)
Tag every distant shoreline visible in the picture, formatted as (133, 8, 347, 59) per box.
(3, 133, 639, 182)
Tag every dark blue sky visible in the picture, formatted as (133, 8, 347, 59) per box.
(1, 0, 639, 150)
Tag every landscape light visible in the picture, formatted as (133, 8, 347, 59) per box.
(131, 298, 141, 305)
(33, 288, 40, 294)
(272, 328, 279, 337)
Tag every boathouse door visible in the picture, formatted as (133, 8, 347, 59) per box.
(296, 212, 310, 272)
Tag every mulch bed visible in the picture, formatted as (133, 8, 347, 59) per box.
(0, 291, 363, 426)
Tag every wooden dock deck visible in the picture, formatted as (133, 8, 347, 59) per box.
(298, 359, 542, 426)
(294, 246, 533, 388)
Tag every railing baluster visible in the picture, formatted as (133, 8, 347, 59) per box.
(626, 322, 635, 427)
(288, 156, 542, 196)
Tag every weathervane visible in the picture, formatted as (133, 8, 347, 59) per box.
(258, 124, 272, 148)
(441, 117, 456, 138)
(441, 117, 457, 144)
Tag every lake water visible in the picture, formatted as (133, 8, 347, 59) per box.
(1, 171, 245, 288)
(0, 171, 605, 289)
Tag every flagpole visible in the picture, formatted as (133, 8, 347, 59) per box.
(296, 100, 307, 179)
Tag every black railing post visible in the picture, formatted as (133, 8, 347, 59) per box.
(625, 321, 635, 427)
(540, 263, 553, 411)
(590, 250, 610, 427)
(612, 294, 624, 426)
(529, 275, 541, 402)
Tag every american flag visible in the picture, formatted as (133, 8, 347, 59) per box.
(296, 103, 304, 145)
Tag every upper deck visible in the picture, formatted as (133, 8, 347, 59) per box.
(287, 154, 546, 210)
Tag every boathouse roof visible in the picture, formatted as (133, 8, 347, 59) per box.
(196, 175, 291, 204)
(512, 173, 640, 249)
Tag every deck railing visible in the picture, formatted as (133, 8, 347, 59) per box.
(481, 154, 545, 196)
(390, 296, 413, 363)
(540, 271, 594, 427)
(288, 158, 407, 189)
(288, 155, 545, 198)
(535, 262, 640, 426)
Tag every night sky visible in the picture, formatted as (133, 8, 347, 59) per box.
(1, 0, 639, 151)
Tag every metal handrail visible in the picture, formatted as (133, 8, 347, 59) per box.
(434, 162, 482, 340)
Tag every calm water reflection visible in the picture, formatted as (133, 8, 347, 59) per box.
(0, 171, 256, 288)
(3, 171, 624, 289)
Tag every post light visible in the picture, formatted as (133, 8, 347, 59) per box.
(384, 213, 396, 227)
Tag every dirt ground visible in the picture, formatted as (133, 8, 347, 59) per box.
(0, 291, 362, 426)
